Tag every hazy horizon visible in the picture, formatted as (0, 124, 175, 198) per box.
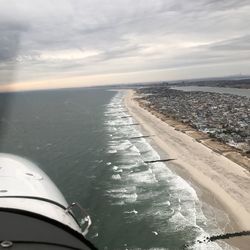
(1, 0, 250, 91)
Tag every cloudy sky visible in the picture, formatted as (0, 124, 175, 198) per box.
(1, 0, 250, 91)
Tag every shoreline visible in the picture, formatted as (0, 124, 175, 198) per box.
(124, 89, 250, 249)
(136, 93, 250, 171)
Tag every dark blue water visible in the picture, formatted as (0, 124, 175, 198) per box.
(0, 88, 234, 249)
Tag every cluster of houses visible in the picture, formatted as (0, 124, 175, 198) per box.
(137, 87, 250, 152)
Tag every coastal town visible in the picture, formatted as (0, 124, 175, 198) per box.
(135, 86, 250, 157)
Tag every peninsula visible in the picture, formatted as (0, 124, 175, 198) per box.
(124, 89, 250, 249)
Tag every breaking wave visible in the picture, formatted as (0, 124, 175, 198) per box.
(104, 92, 236, 250)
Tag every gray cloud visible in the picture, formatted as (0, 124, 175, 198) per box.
(0, 0, 250, 85)
(0, 19, 29, 62)
(208, 35, 250, 51)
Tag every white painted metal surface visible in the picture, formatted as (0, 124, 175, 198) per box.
(0, 153, 82, 233)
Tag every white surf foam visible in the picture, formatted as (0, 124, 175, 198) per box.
(104, 92, 235, 250)
(107, 149, 117, 154)
(124, 209, 138, 215)
(111, 174, 121, 180)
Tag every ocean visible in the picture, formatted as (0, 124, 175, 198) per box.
(0, 88, 235, 249)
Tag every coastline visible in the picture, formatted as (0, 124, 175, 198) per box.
(124, 89, 250, 249)
(136, 90, 250, 171)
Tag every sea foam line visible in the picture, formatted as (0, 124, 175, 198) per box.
(104, 92, 235, 250)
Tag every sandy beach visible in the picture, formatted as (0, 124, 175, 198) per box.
(124, 90, 250, 249)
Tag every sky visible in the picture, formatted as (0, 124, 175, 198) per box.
(0, 0, 250, 91)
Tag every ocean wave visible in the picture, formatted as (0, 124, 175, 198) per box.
(104, 92, 234, 250)
(124, 209, 138, 215)
(111, 174, 122, 180)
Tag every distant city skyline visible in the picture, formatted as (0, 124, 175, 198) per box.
(1, 0, 250, 91)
